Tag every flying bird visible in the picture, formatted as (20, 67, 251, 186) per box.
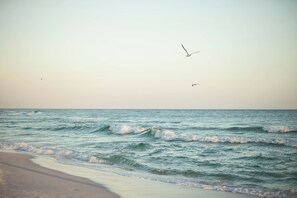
(192, 83, 199, 87)
(181, 44, 200, 57)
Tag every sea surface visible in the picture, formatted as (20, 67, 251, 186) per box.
(0, 109, 296, 197)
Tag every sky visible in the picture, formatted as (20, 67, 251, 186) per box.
(0, 0, 297, 109)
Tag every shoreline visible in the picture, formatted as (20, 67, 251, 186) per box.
(0, 151, 120, 198)
(0, 150, 254, 198)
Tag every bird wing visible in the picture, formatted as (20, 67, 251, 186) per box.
(181, 44, 189, 55)
(190, 51, 200, 55)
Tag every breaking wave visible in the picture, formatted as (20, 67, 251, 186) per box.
(1, 141, 296, 198)
(21, 125, 93, 132)
(109, 124, 149, 135)
(216, 126, 297, 133)
(150, 128, 295, 146)
(98, 124, 296, 147)
(0, 142, 105, 164)
(90, 125, 111, 133)
(99, 124, 297, 134)
(262, 126, 296, 133)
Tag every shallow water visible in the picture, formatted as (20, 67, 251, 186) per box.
(1, 109, 296, 197)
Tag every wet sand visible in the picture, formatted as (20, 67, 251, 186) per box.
(0, 152, 119, 198)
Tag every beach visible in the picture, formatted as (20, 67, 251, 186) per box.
(1, 0, 296, 197)
(0, 109, 296, 198)
(0, 152, 119, 198)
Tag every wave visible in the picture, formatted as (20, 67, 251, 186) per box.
(0, 142, 105, 164)
(227, 126, 297, 133)
(165, 125, 297, 133)
(233, 154, 275, 161)
(109, 124, 150, 135)
(17, 121, 297, 135)
(0, 141, 145, 171)
(138, 169, 297, 198)
(1, 142, 296, 198)
(105, 155, 144, 170)
(21, 125, 92, 132)
(262, 126, 297, 133)
(68, 122, 295, 148)
(150, 128, 297, 146)
(90, 124, 296, 147)
(187, 182, 297, 198)
(93, 153, 297, 198)
(125, 142, 151, 151)
(222, 126, 263, 132)
(88, 124, 151, 135)
(114, 162, 297, 198)
(16, 133, 34, 136)
(90, 125, 111, 133)
(109, 125, 297, 134)
(186, 126, 263, 132)
(203, 125, 297, 133)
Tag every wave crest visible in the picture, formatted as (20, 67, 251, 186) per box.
(263, 126, 296, 133)
(0, 142, 105, 164)
(109, 124, 149, 135)
(218, 126, 296, 133)
(148, 128, 295, 147)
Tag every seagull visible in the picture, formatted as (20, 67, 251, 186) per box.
(181, 44, 200, 57)
(192, 83, 199, 87)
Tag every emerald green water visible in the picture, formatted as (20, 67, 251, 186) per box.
(1, 109, 296, 197)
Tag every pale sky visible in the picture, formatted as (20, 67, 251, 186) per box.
(0, 0, 297, 109)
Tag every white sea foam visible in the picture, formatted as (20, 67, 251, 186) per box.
(116, 172, 297, 198)
(56, 150, 74, 157)
(151, 128, 248, 143)
(175, 181, 296, 198)
(88, 156, 99, 163)
(0, 142, 106, 165)
(1, 142, 55, 155)
(106, 125, 295, 146)
(88, 156, 106, 163)
(109, 124, 147, 135)
(153, 129, 179, 141)
(150, 128, 292, 146)
(263, 126, 292, 133)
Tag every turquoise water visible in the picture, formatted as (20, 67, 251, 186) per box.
(0, 109, 296, 197)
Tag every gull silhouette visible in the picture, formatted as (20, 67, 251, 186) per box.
(192, 83, 199, 87)
(181, 44, 200, 57)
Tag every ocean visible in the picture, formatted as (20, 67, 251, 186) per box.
(0, 109, 296, 197)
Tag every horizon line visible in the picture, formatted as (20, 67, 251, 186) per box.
(0, 108, 296, 111)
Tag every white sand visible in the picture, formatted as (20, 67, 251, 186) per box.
(0, 151, 119, 198)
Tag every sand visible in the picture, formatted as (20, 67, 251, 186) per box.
(0, 152, 120, 198)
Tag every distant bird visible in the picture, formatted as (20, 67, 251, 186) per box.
(181, 44, 200, 57)
(192, 83, 199, 87)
